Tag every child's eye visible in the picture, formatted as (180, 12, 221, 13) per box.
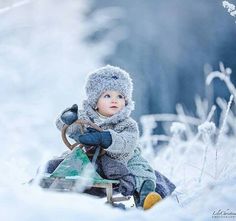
(104, 94, 110, 98)
(118, 95, 124, 99)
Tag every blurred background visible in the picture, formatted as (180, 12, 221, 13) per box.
(1, 0, 236, 119)
(0, 0, 236, 175)
(87, 0, 236, 139)
(85, 0, 236, 121)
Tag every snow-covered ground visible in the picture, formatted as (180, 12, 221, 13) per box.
(1, 1, 236, 220)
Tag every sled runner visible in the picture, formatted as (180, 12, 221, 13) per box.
(39, 120, 130, 204)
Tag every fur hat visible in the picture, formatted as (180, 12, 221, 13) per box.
(84, 65, 134, 109)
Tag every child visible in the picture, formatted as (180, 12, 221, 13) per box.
(53, 65, 175, 210)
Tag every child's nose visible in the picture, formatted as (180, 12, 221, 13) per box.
(111, 98, 118, 103)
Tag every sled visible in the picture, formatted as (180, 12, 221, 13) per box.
(39, 120, 130, 204)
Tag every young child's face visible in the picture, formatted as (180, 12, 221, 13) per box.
(96, 90, 126, 117)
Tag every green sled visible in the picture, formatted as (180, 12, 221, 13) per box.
(39, 147, 125, 203)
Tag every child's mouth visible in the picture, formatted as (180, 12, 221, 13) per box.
(110, 106, 118, 108)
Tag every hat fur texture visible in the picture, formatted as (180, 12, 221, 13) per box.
(83, 65, 134, 122)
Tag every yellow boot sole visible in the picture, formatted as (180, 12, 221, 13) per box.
(143, 192, 162, 210)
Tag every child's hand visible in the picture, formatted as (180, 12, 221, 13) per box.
(78, 130, 112, 149)
(61, 104, 78, 125)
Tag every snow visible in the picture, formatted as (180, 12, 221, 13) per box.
(0, 1, 236, 221)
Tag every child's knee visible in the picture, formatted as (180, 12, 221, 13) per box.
(100, 155, 129, 178)
(119, 173, 136, 196)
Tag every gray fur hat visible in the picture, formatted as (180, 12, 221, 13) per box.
(84, 65, 134, 109)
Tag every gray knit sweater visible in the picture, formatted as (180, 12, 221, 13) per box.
(56, 100, 156, 191)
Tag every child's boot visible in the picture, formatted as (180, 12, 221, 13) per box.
(143, 191, 162, 210)
(137, 180, 162, 210)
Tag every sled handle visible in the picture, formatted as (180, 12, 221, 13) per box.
(61, 119, 106, 156)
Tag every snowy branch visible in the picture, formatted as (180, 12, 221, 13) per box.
(222, 1, 236, 17)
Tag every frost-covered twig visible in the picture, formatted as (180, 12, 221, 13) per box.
(198, 122, 216, 182)
(170, 122, 186, 136)
(217, 97, 236, 134)
(216, 95, 234, 145)
(182, 114, 214, 160)
(217, 97, 231, 133)
(215, 94, 234, 178)
(206, 62, 236, 103)
(185, 105, 216, 148)
(206, 105, 216, 122)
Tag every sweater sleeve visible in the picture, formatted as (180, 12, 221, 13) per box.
(106, 119, 139, 157)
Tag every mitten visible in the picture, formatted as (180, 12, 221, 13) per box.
(61, 104, 78, 125)
(78, 129, 112, 148)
